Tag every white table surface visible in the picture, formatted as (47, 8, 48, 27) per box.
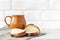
(30, 29, 60, 40)
(0, 26, 60, 40)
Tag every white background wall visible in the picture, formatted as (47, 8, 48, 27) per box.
(0, 0, 60, 29)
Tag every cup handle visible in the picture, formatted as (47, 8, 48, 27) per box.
(4, 16, 12, 26)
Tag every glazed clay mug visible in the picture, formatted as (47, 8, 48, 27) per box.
(4, 15, 26, 29)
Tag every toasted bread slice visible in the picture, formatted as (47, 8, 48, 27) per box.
(24, 24, 40, 36)
(10, 28, 26, 37)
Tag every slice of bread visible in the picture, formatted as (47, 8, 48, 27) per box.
(24, 24, 40, 36)
(10, 28, 26, 37)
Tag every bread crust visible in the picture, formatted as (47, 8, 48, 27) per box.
(24, 24, 40, 36)
(11, 31, 26, 37)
